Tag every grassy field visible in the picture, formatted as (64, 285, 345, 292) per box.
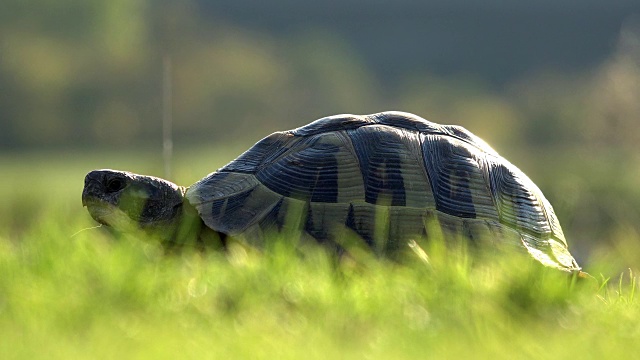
(1, 149, 639, 359)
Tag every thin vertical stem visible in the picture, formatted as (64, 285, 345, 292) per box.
(162, 54, 173, 180)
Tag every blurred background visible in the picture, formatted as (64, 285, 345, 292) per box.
(1, 0, 640, 270)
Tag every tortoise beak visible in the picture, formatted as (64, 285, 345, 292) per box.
(82, 171, 105, 207)
(82, 171, 115, 225)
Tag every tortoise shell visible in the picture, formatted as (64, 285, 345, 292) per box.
(185, 111, 579, 271)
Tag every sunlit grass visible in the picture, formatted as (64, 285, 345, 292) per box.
(2, 205, 639, 359)
(1, 150, 639, 359)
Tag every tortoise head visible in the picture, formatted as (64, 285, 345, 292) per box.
(82, 169, 186, 235)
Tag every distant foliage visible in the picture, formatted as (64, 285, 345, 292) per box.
(2, 1, 640, 261)
(1, 0, 640, 154)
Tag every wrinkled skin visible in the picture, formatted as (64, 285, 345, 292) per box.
(82, 169, 217, 247)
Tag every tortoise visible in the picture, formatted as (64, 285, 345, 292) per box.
(82, 111, 581, 273)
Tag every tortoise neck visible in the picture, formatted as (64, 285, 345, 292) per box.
(170, 200, 226, 250)
(170, 199, 202, 246)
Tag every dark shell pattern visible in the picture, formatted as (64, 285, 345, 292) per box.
(185, 112, 579, 271)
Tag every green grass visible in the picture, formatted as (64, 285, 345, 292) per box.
(1, 150, 639, 359)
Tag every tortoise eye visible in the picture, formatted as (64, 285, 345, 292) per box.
(105, 177, 126, 193)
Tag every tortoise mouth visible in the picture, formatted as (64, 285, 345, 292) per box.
(83, 199, 116, 226)
(81, 196, 102, 208)
(84, 199, 142, 231)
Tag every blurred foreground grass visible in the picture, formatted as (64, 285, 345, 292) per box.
(1, 150, 639, 359)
